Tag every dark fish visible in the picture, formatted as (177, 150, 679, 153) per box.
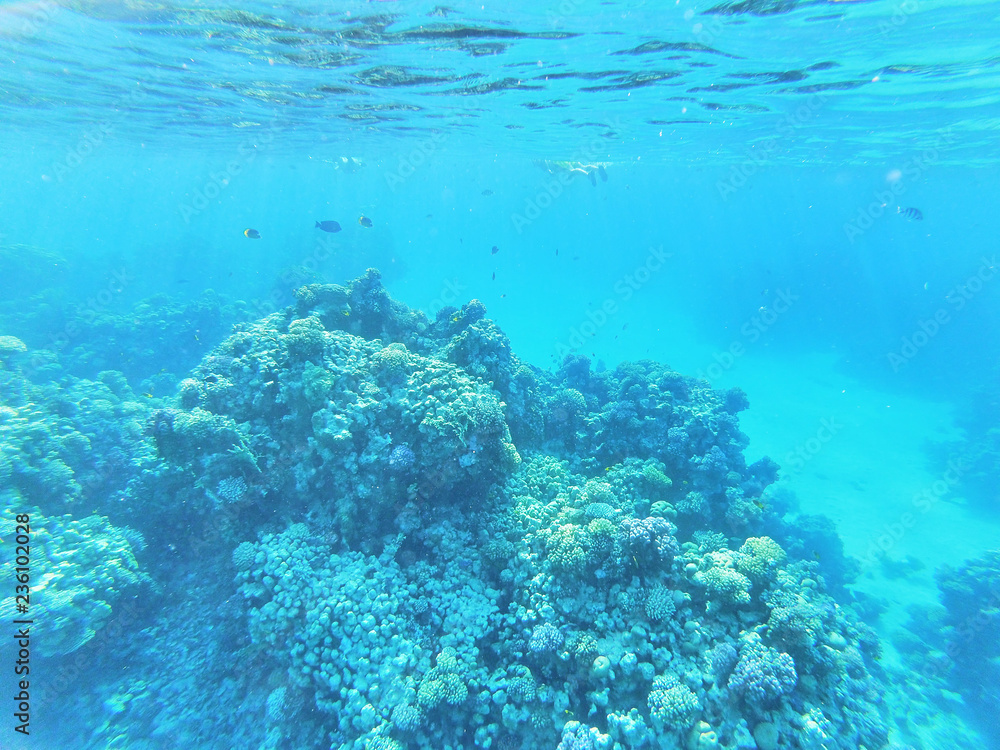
(491, 245, 499, 255)
(316, 220, 341, 233)
(358, 215, 373, 228)
(482, 189, 494, 196)
(244, 228, 260, 239)
(598, 165, 608, 182)
(588, 171, 597, 187)
(492, 271, 496, 280)
(899, 207, 923, 221)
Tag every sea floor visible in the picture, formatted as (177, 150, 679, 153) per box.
(731, 351, 999, 748)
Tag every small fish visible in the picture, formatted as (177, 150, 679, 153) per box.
(243, 228, 260, 239)
(491, 245, 499, 255)
(898, 206, 923, 221)
(598, 165, 608, 182)
(492, 271, 496, 281)
(555, 248, 559, 256)
(315, 220, 341, 233)
(482, 189, 494, 196)
(588, 171, 597, 187)
(358, 215, 373, 228)
(500, 293, 506, 298)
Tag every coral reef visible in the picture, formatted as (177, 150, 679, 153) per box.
(10, 270, 893, 750)
(0, 507, 146, 656)
(933, 551, 1000, 727)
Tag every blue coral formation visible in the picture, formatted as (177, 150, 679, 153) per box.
(5, 271, 895, 750)
(727, 632, 797, 707)
(388, 443, 416, 474)
(926, 550, 1000, 728)
(529, 622, 564, 653)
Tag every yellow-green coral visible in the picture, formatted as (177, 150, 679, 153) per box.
(544, 523, 589, 572)
(737, 536, 786, 581)
(586, 517, 615, 539)
(642, 463, 673, 496)
(302, 361, 337, 407)
(695, 554, 752, 607)
(0, 335, 27, 357)
(650, 500, 677, 520)
(285, 315, 327, 360)
(372, 342, 410, 382)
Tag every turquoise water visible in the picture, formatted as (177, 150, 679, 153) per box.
(1, 1, 999, 748)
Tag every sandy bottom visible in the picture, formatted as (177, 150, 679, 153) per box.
(727, 351, 998, 747)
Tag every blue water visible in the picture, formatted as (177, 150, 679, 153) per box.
(1, 1, 999, 748)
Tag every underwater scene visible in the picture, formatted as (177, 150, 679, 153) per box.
(1, 1, 999, 749)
